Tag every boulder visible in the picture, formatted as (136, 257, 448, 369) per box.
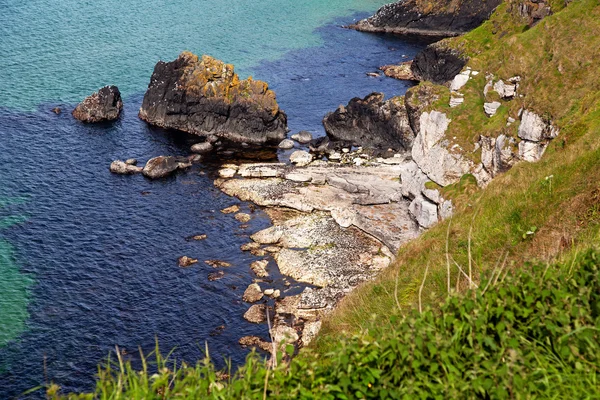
(484, 102, 501, 117)
(142, 156, 191, 179)
(349, 0, 502, 36)
(139, 52, 287, 145)
(323, 93, 414, 153)
(379, 61, 416, 81)
(518, 110, 559, 142)
(289, 150, 313, 167)
(411, 43, 468, 84)
(109, 160, 143, 175)
(243, 304, 270, 323)
(291, 131, 313, 144)
(191, 142, 213, 154)
(72, 86, 122, 123)
(278, 139, 295, 149)
(243, 283, 264, 303)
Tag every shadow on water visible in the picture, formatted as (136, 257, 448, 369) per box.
(0, 12, 430, 399)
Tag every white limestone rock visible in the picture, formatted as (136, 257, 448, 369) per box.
(518, 110, 559, 142)
(484, 101, 501, 117)
(493, 79, 518, 99)
(449, 96, 464, 108)
(450, 70, 471, 91)
(289, 150, 313, 167)
(409, 197, 439, 229)
(519, 140, 547, 162)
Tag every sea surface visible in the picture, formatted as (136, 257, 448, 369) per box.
(0, 0, 429, 397)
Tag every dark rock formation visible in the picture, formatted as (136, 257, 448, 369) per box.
(72, 86, 122, 123)
(350, 0, 502, 37)
(142, 156, 191, 179)
(404, 83, 442, 135)
(323, 93, 415, 153)
(512, 0, 552, 26)
(410, 43, 468, 84)
(139, 52, 287, 145)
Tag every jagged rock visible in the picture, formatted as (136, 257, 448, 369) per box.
(301, 321, 322, 346)
(514, 0, 552, 26)
(411, 43, 469, 84)
(480, 135, 519, 177)
(205, 260, 231, 268)
(450, 69, 471, 91)
(72, 86, 123, 123)
(242, 283, 264, 303)
(493, 79, 519, 99)
(178, 256, 198, 267)
(243, 304, 270, 324)
(218, 168, 237, 178)
(484, 102, 502, 117)
(379, 62, 416, 80)
(109, 160, 143, 175)
(291, 131, 313, 144)
(323, 93, 414, 152)
(142, 156, 191, 179)
(405, 84, 441, 135)
(289, 150, 313, 167)
(278, 139, 295, 149)
(139, 52, 287, 145)
(191, 142, 213, 153)
(518, 110, 559, 142)
(250, 260, 269, 277)
(349, 0, 502, 36)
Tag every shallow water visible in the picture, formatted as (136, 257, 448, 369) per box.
(0, 1, 430, 397)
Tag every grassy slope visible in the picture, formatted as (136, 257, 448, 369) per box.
(315, 0, 600, 350)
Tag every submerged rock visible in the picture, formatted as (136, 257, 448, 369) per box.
(72, 86, 123, 123)
(139, 52, 287, 145)
(142, 156, 191, 179)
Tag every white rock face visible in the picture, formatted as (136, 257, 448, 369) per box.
(449, 96, 464, 108)
(493, 80, 518, 99)
(450, 70, 471, 91)
(484, 101, 501, 117)
(409, 197, 438, 229)
(289, 150, 313, 166)
(399, 160, 429, 199)
(518, 110, 547, 141)
(518, 140, 547, 162)
(479, 134, 519, 177)
(412, 111, 472, 187)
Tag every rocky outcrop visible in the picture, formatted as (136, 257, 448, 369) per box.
(350, 0, 501, 37)
(139, 52, 287, 145)
(72, 86, 122, 123)
(323, 93, 415, 153)
(379, 62, 416, 81)
(109, 160, 143, 175)
(517, 110, 559, 162)
(411, 43, 469, 84)
(142, 156, 191, 179)
(512, 0, 552, 26)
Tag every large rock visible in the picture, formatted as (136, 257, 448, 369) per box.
(404, 84, 441, 136)
(323, 93, 414, 152)
(139, 52, 287, 145)
(142, 156, 191, 179)
(109, 160, 143, 175)
(411, 43, 468, 84)
(350, 0, 501, 37)
(72, 86, 122, 123)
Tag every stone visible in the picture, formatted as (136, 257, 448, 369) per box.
(519, 140, 547, 162)
(518, 110, 558, 142)
(366, 72, 381, 78)
(109, 160, 143, 175)
(239, 336, 271, 352)
(291, 131, 313, 144)
(205, 260, 232, 268)
(218, 168, 237, 178)
(263, 289, 275, 296)
(250, 260, 269, 277)
(411, 43, 469, 84)
(323, 93, 414, 153)
(264, 246, 280, 253)
(191, 234, 207, 241)
(238, 164, 285, 178)
(208, 271, 225, 281)
(125, 159, 138, 166)
(450, 70, 471, 91)
(52, 107, 62, 114)
(409, 197, 439, 229)
(493, 79, 518, 99)
(191, 142, 213, 154)
(234, 213, 251, 223)
(271, 325, 299, 349)
(301, 321, 322, 346)
(278, 139, 295, 149)
(379, 61, 416, 81)
(72, 86, 123, 123)
(241, 242, 261, 251)
(289, 150, 313, 167)
(484, 102, 502, 117)
(221, 205, 240, 214)
(178, 256, 198, 267)
(404, 83, 441, 136)
(449, 96, 464, 108)
(139, 52, 287, 145)
(251, 249, 267, 257)
(242, 283, 264, 303)
(142, 156, 191, 179)
(243, 304, 269, 324)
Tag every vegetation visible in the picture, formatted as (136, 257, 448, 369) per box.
(49, 0, 600, 397)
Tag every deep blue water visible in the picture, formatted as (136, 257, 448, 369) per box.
(0, 13, 428, 399)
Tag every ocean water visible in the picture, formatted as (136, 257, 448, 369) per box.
(0, 0, 430, 397)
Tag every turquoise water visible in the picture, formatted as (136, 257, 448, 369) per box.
(0, 0, 390, 110)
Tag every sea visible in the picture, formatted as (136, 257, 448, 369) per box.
(0, 0, 429, 397)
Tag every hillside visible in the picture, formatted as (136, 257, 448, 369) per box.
(52, 0, 600, 398)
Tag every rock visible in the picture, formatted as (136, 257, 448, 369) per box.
(450, 70, 471, 91)
(109, 160, 143, 175)
(379, 62, 416, 81)
(208, 271, 224, 281)
(239, 336, 271, 352)
(251, 249, 267, 257)
(513, 0, 552, 26)
(271, 325, 299, 350)
(125, 158, 138, 166)
(349, 0, 502, 37)
(178, 256, 198, 267)
(449, 96, 464, 108)
(250, 260, 269, 277)
(493, 79, 518, 99)
(139, 52, 287, 145)
(278, 139, 295, 149)
(234, 213, 251, 223)
(221, 205, 240, 214)
(366, 72, 381, 78)
(241, 242, 261, 251)
(218, 168, 237, 178)
(480, 135, 518, 176)
(191, 142, 213, 154)
(205, 260, 231, 268)
(301, 321, 322, 346)
(72, 86, 123, 123)
(291, 131, 313, 144)
(52, 107, 62, 114)
(409, 197, 439, 229)
(404, 83, 441, 136)
(243, 304, 270, 323)
(264, 246, 280, 253)
(411, 43, 469, 84)
(518, 140, 547, 162)
(518, 110, 559, 142)
(484, 102, 502, 117)
(191, 234, 207, 241)
(323, 93, 414, 152)
(142, 156, 191, 179)
(238, 164, 285, 178)
(289, 150, 313, 167)
(242, 283, 264, 303)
